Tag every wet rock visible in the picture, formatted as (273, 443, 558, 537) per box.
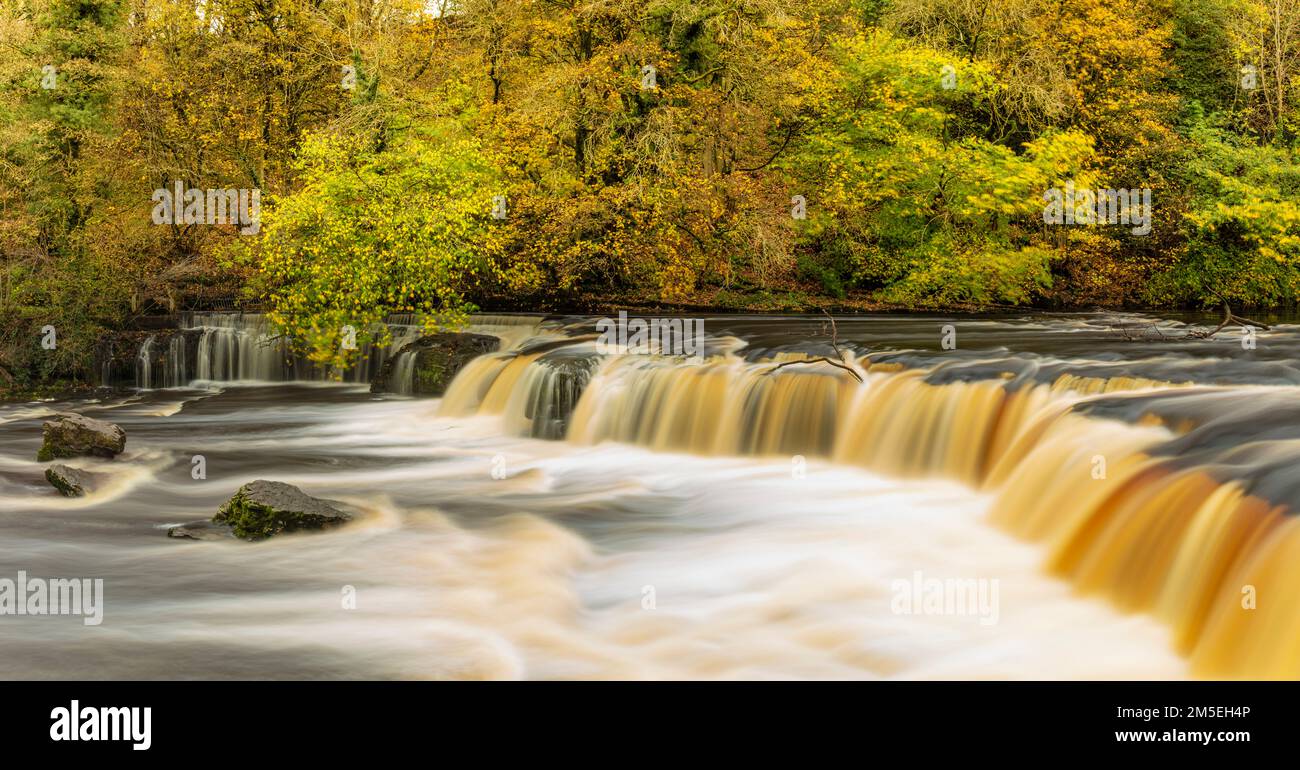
(515, 351, 601, 439)
(37, 413, 126, 462)
(96, 328, 202, 388)
(44, 464, 102, 497)
(213, 480, 355, 540)
(167, 520, 235, 541)
(370, 332, 499, 396)
(95, 329, 155, 387)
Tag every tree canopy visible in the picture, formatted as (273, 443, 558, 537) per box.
(2, 0, 1299, 381)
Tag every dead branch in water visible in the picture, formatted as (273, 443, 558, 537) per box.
(1112, 292, 1272, 341)
(766, 309, 864, 382)
(1110, 321, 1172, 341)
(1182, 292, 1272, 338)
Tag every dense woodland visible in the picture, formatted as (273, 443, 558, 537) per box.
(1, 0, 1299, 384)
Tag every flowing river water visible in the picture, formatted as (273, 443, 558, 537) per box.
(2, 312, 1299, 679)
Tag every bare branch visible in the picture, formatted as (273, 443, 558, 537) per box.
(765, 309, 863, 382)
(768, 356, 863, 382)
(1116, 293, 1272, 342)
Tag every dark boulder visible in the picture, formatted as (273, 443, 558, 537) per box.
(515, 350, 601, 439)
(37, 414, 126, 462)
(370, 332, 499, 396)
(213, 480, 355, 540)
(44, 464, 103, 497)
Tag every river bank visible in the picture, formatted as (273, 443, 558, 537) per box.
(7, 302, 1291, 404)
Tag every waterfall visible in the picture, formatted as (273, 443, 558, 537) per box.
(439, 352, 519, 415)
(135, 336, 155, 389)
(115, 309, 1300, 675)
(436, 339, 1300, 678)
(168, 312, 547, 388)
(128, 330, 193, 389)
(165, 333, 187, 388)
(566, 354, 857, 456)
(190, 312, 294, 382)
(985, 395, 1300, 678)
(183, 311, 425, 383)
(388, 352, 419, 396)
(437, 341, 604, 439)
(502, 348, 602, 439)
(348, 315, 426, 386)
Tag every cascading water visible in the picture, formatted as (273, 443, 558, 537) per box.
(136, 336, 154, 390)
(190, 313, 290, 382)
(388, 352, 419, 396)
(6, 312, 1300, 679)
(135, 332, 193, 390)
(433, 316, 1300, 678)
(129, 312, 549, 389)
(166, 333, 187, 388)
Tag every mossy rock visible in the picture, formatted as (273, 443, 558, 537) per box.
(370, 332, 499, 396)
(213, 480, 354, 540)
(44, 464, 103, 497)
(38, 414, 126, 461)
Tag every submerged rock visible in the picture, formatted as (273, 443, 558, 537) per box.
(37, 414, 126, 462)
(44, 464, 102, 497)
(370, 332, 498, 396)
(167, 520, 235, 541)
(213, 480, 354, 540)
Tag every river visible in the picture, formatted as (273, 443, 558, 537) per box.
(1, 311, 1297, 679)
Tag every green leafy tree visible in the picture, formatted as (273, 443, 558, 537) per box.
(241, 118, 505, 372)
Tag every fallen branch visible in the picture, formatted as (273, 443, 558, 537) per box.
(766, 309, 864, 382)
(1184, 292, 1272, 338)
(1112, 292, 1271, 341)
(1110, 321, 1170, 341)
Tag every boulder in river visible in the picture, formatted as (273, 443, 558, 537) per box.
(44, 464, 103, 497)
(166, 520, 236, 541)
(370, 332, 499, 396)
(213, 480, 355, 540)
(37, 413, 126, 462)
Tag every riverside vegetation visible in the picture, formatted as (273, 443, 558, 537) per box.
(2, 0, 1299, 394)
